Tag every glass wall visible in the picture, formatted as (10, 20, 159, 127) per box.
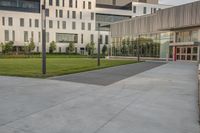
(175, 30, 198, 43)
(111, 33, 161, 58)
(56, 33, 78, 43)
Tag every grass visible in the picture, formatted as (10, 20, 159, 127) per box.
(0, 58, 137, 78)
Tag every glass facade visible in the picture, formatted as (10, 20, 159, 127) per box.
(56, 33, 78, 43)
(0, 0, 40, 13)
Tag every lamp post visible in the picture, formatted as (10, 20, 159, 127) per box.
(41, 0, 46, 74)
(97, 23, 101, 66)
(137, 35, 140, 62)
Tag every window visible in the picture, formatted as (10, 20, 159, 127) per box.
(113, 0, 116, 5)
(62, 0, 65, 7)
(143, 7, 147, 14)
(12, 30, 15, 41)
(90, 34, 94, 43)
(72, 21, 76, 30)
(29, 19, 32, 27)
(56, 10, 58, 17)
(46, 32, 49, 43)
(88, 23, 91, 31)
(31, 31, 34, 39)
(72, 11, 76, 19)
(56, 33, 78, 43)
(133, 6, 136, 13)
(20, 18, 24, 27)
(2, 17, 5, 26)
(4, 30, 9, 41)
(105, 35, 109, 44)
(57, 21, 60, 29)
(154, 8, 156, 13)
(56, 0, 59, 6)
(80, 12, 82, 19)
(88, 2, 91, 9)
(46, 9, 49, 17)
(67, 11, 70, 18)
(81, 22, 85, 30)
(99, 35, 103, 44)
(62, 21, 66, 29)
(83, 1, 85, 9)
(38, 32, 41, 42)
(69, 0, 73, 7)
(24, 31, 28, 42)
(59, 10, 63, 18)
(49, 0, 53, 6)
(75, 0, 78, 8)
(81, 34, 83, 43)
(91, 12, 94, 20)
(35, 19, 39, 28)
(49, 20, 53, 28)
(8, 17, 13, 26)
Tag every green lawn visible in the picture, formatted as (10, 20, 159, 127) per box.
(0, 58, 136, 78)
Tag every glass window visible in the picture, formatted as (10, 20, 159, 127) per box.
(81, 22, 85, 30)
(81, 34, 83, 43)
(56, 33, 78, 43)
(83, 1, 85, 9)
(62, 0, 65, 7)
(75, 0, 77, 8)
(91, 12, 94, 20)
(133, 6, 136, 13)
(72, 11, 76, 19)
(46, 9, 49, 17)
(99, 35, 103, 44)
(193, 47, 198, 54)
(46, 32, 49, 43)
(72, 21, 76, 30)
(90, 34, 94, 43)
(12, 30, 15, 41)
(20, 18, 24, 27)
(88, 23, 91, 31)
(69, 0, 73, 7)
(2, 17, 5, 26)
(8, 17, 12, 26)
(49, 20, 53, 28)
(88, 2, 91, 9)
(56, 0, 59, 6)
(4, 30, 9, 41)
(113, 0, 116, 5)
(191, 30, 198, 42)
(49, 0, 53, 6)
(57, 21, 60, 29)
(59, 10, 63, 18)
(80, 12, 82, 19)
(35, 19, 39, 28)
(29, 19, 32, 27)
(105, 35, 109, 44)
(143, 7, 147, 14)
(38, 32, 41, 42)
(24, 31, 28, 42)
(56, 10, 58, 17)
(62, 21, 66, 29)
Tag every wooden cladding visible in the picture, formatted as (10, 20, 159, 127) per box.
(111, 1, 200, 37)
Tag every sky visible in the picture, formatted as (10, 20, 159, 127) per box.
(159, 0, 198, 5)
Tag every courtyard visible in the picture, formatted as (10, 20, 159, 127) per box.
(0, 62, 199, 133)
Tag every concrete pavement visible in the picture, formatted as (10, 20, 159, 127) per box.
(0, 62, 199, 133)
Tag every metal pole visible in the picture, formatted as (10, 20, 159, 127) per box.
(41, 0, 46, 74)
(97, 23, 100, 66)
(137, 35, 140, 62)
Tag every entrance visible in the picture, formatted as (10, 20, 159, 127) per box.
(176, 46, 198, 61)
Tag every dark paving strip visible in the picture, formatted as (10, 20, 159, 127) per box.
(50, 62, 165, 86)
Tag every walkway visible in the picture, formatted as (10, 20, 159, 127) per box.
(0, 62, 199, 133)
(50, 61, 164, 86)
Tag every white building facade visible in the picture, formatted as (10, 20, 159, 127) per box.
(0, 0, 170, 54)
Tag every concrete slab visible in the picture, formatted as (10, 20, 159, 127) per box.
(0, 62, 199, 133)
(50, 61, 165, 86)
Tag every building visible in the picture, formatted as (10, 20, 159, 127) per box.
(0, 0, 169, 54)
(110, 1, 200, 61)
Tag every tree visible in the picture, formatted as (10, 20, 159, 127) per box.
(49, 41, 56, 53)
(86, 42, 95, 55)
(0, 42, 5, 54)
(4, 41, 14, 54)
(28, 39, 35, 53)
(68, 42, 75, 53)
(102, 45, 107, 56)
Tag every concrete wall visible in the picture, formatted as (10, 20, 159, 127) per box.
(111, 1, 200, 37)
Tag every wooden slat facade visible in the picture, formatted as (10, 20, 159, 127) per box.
(111, 1, 200, 37)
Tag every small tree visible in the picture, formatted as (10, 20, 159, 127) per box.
(0, 42, 5, 54)
(68, 42, 75, 53)
(4, 41, 14, 54)
(102, 45, 107, 56)
(28, 39, 35, 53)
(86, 42, 95, 56)
(49, 41, 56, 53)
